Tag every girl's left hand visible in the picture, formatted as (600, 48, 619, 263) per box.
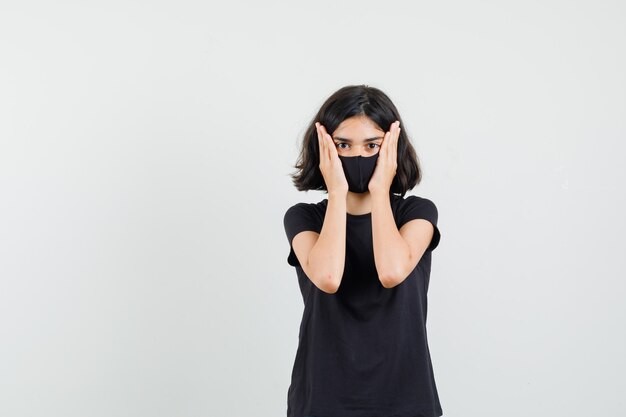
(368, 120, 400, 194)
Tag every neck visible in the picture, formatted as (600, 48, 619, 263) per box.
(346, 191, 373, 215)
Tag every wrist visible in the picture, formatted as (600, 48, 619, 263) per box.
(328, 190, 348, 200)
(368, 186, 390, 198)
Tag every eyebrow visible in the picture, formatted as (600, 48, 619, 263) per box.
(332, 136, 384, 143)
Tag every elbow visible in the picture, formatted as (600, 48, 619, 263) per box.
(380, 253, 420, 288)
(379, 275, 398, 289)
(314, 272, 341, 294)
(379, 270, 404, 289)
(305, 256, 342, 294)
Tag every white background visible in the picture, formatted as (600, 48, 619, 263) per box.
(1, 1, 625, 416)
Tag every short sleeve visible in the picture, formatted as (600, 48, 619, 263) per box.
(283, 203, 322, 267)
(398, 196, 441, 252)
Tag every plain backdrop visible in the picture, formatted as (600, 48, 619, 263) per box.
(1, 1, 625, 416)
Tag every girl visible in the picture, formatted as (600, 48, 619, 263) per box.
(283, 85, 443, 417)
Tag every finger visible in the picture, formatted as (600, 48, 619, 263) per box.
(325, 130, 339, 159)
(388, 128, 394, 163)
(393, 128, 402, 163)
(381, 131, 390, 157)
(326, 133, 337, 158)
(390, 122, 399, 162)
(320, 125, 333, 161)
(316, 123, 326, 163)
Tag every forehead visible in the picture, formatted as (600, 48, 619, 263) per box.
(332, 115, 384, 142)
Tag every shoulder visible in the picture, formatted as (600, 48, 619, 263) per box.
(394, 193, 437, 209)
(283, 198, 327, 234)
(394, 194, 439, 226)
(284, 201, 312, 216)
(395, 194, 441, 252)
(283, 198, 327, 219)
(403, 194, 437, 211)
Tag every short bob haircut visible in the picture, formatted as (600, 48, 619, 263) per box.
(289, 84, 423, 198)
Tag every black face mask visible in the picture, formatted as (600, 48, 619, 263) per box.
(337, 153, 379, 193)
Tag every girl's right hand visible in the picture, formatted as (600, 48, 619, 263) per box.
(316, 122, 349, 195)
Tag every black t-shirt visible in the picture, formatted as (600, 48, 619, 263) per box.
(283, 193, 443, 417)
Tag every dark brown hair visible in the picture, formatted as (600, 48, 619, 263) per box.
(289, 84, 423, 197)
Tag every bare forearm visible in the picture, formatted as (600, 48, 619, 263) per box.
(371, 191, 411, 287)
(307, 191, 347, 290)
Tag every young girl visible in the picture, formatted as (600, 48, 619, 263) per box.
(283, 85, 443, 417)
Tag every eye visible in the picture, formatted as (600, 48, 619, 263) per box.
(368, 143, 380, 149)
(336, 142, 349, 149)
